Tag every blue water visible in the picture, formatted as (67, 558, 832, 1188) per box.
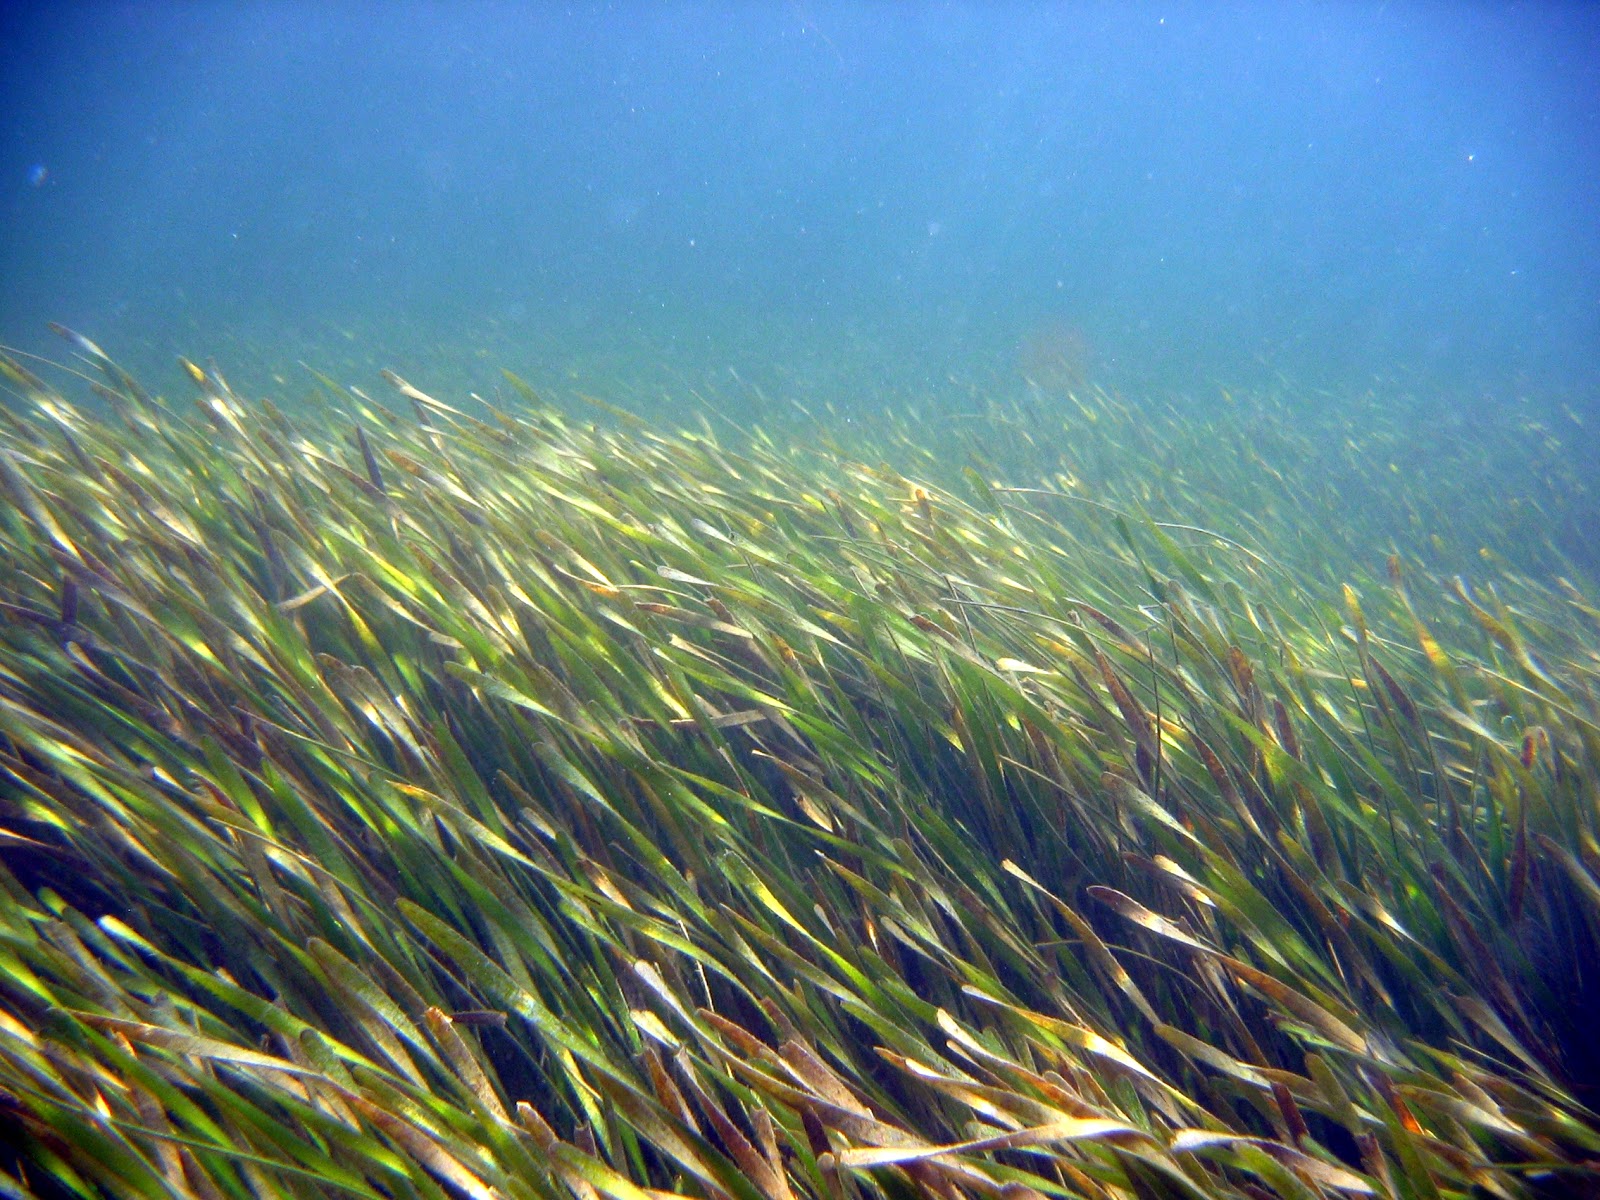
(1, 2, 1597, 409)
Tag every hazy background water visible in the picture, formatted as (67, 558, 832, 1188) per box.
(1, 2, 1597, 414)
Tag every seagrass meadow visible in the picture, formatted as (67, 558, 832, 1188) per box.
(1, 332, 1599, 1200)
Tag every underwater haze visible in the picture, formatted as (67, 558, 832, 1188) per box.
(2, 1, 1598, 405)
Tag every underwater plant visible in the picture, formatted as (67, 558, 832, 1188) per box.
(0, 331, 1597, 1199)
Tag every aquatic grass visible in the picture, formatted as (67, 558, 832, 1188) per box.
(0, 338, 1597, 1199)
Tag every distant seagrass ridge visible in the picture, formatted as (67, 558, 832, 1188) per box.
(1, 331, 1598, 1199)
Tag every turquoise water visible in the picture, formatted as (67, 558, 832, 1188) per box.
(2, 3, 1595, 406)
